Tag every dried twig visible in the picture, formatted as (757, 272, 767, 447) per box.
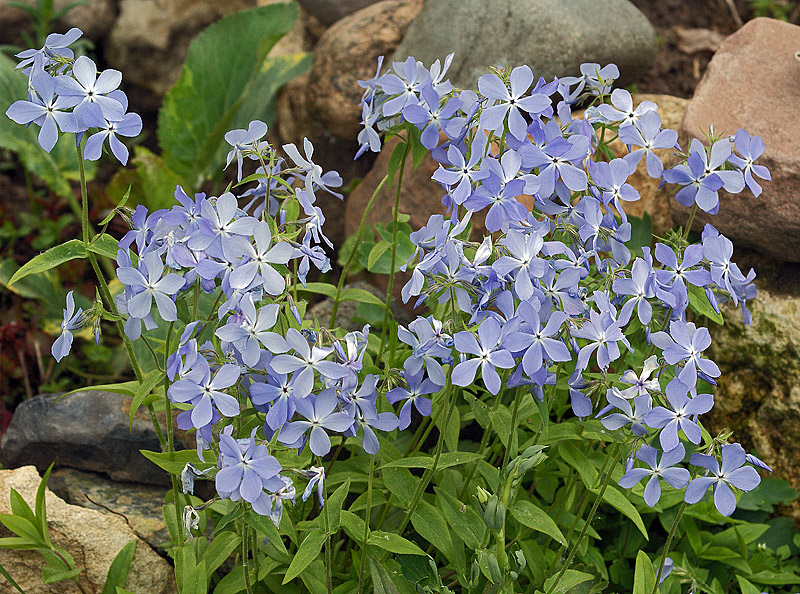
(720, 0, 744, 27)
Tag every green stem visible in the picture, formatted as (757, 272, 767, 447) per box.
(163, 322, 183, 548)
(397, 372, 456, 535)
(459, 387, 505, 500)
(378, 144, 411, 356)
(650, 502, 686, 594)
(241, 519, 253, 594)
(357, 454, 375, 594)
(75, 143, 166, 450)
(545, 447, 622, 594)
(500, 386, 524, 481)
(330, 175, 389, 328)
(683, 203, 698, 242)
(319, 457, 334, 594)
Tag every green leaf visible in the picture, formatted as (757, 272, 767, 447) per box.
(367, 241, 392, 272)
(88, 234, 121, 261)
(297, 282, 337, 299)
(8, 240, 86, 286)
(380, 452, 482, 470)
(632, 551, 656, 594)
(559, 442, 598, 486)
(106, 146, 189, 212)
(386, 142, 408, 189)
(407, 125, 427, 170)
(435, 488, 485, 549)
(370, 557, 402, 594)
(737, 577, 762, 594)
(183, 559, 208, 594)
(0, 514, 46, 546)
(0, 259, 62, 302)
(367, 532, 425, 556)
(326, 479, 350, 534)
(542, 569, 593, 594)
(101, 540, 136, 594)
(338, 288, 385, 307)
(41, 566, 81, 584)
(688, 284, 724, 325)
(411, 502, 453, 561)
(510, 501, 566, 546)
(158, 3, 298, 184)
(9, 490, 37, 538)
(140, 449, 209, 476)
(282, 530, 326, 584)
(65, 381, 140, 398)
(593, 484, 648, 540)
(0, 560, 26, 594)
(747, 571, 800, 586)
(199, 532, 240, 581)
(129, 369, 165, 426)
(0, 53, 96, 198)
(100, 187, 132, 225)
(35, 464, 53, 548)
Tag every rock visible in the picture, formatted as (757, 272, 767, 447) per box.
(607, 94, 689, 237)
(704, 266, 800, 504)
(345, 136, 442, 240)
(303, 0, 423, 141)
(392, 0, 657, 91)
(0, 466, 176, 594)
(0, 391, 181, 486)
(105, 0, 257, 96)
(48, 468, 171, 553)
(0, 0, 116, 46)
(296, 0, 384, 25)
(672, 18, 800, 263)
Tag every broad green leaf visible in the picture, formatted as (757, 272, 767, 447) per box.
(0, 560, 26, 594)
(380, 452, 482, 471)
(35, 464, 54, 548)
(128, 369, 165, 426)
(371, 557, 402, 594)
(0, 259, 62, 302)
(632, 550, 656, 594)
(743, 571, 800, 586)
(106, 146, 189, 213)
(158, 3, 299, 184)
(386, 142, 408, 189)
(435, 488, 485, 549)
(737, 576, 763, 594)
(199, 532, 241, 581)
(101, 540, 136, 594)
(88, 234, 121, 261)
(338, 288, 385, 307)
(407, 125, 427, 170)
(365, 232, 416, 275)
(367, 531, 425, 556)
(542, 569, 593, 594)
(688, 284, 724, 325)
(297, 282, 337, 299)
(282, 530, 326, 584)
(41, 566, 81, 584)
(367, 241, 392, 272)
(559, 441, 598, 486)
(326, 478, 350, 534)
(593, 484, 648, 540)
(411, 502, 453, 562)
(9, 490, 37, 538)
(0, 513, 45, 545)
(0, 53, 96, 198)
(8, 240, 86, 286)
(339, 510, 366, 543)
(183, 559, 208, 594)
(244, 509, 290, 562)
(510, 501, 566, 546)
(382, 468, 417, 507)
(140, 449, 210, 476)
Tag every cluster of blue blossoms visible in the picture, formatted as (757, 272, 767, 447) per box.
(10, 28, 771, 525)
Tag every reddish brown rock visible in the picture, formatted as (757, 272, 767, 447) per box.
(671, 17, 800, 262)
(304, 0, 423, 141)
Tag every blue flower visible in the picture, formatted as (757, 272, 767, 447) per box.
(224, 120, 268, 181)
(55, 55, 124, 124)
(684, 443, 762, 516)
(52, 291, 85, 362)
(452, 318, 516, 395)
(169, 359, 241, 429)
(619, 444, 690, 506)
(386, 368, 439, 430)
(278, 390, 354, 456)
(478, 64, 550, 140)
(116, 251, 185, 321)
(727, 129, 770, 197)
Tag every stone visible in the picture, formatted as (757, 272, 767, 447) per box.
(303, 0, 423, 141)
(105, 0, 257, 97)
(672, 18, 800, 263)
(0, 0, 116, 46)
(0, 466, 176, 594)
(296, 0, 385, 25)
(0, 391, 182, 486)
(391, 0, 657, 91)
(703, 264, 800, 506)
(48, 468, 171, 553)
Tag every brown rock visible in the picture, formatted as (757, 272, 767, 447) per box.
(672, 17, 800, 262)
(305, 0, 423, 141)
(0, 466, 176, 594)
(0, 0, 116, 46)
(106, 0, 257, 96)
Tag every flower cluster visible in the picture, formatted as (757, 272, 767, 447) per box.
(356, 55, 769, 517)
(5, 28, 142, 162)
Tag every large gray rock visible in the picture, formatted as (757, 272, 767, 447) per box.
(0, 466, 176, 594)
(672, 18, 800, 263)
(392, 0, 657, 90)
(0, 391, 176, 486)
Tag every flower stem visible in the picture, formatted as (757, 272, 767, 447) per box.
(545, 446, 622, 594)
(650, 501, 686, 594)
(330, 175, 388, 328)
(357, 454, 375, 594)
(241, 519, 253, 594)
(378, 143, 411, 356)
(319, 456, 334, 594)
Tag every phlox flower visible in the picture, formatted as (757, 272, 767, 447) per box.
(278, 390, 354, 456)
(619, 444, 690, 506)
(684, 443, 761, 516)
(52, 290, 85, 362)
